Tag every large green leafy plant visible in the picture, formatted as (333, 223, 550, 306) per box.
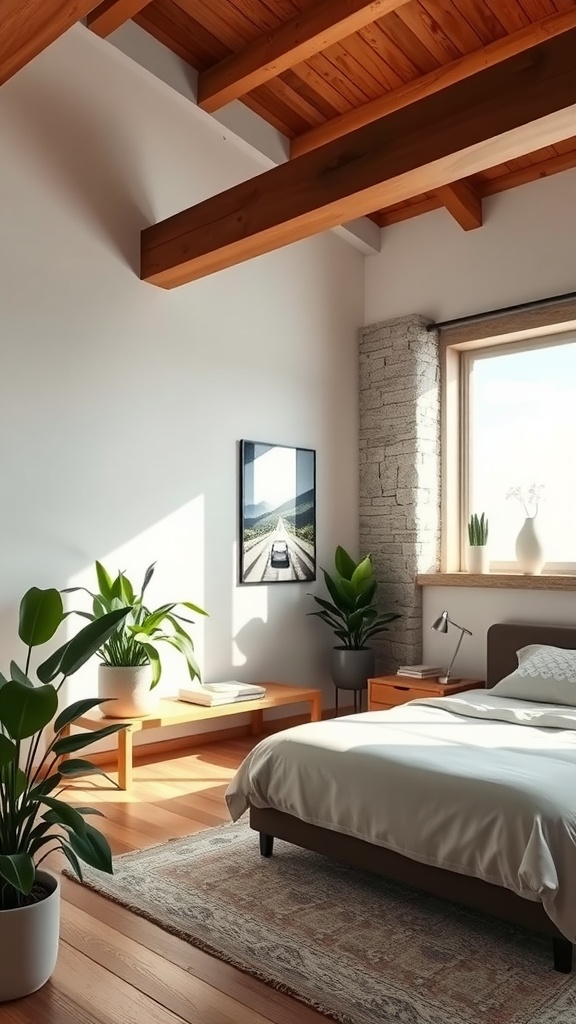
(67, 562, 208, 688)
(0, 588, 131, 910)
(309, 545, 400, 650)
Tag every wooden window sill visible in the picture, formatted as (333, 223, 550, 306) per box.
(416, 573, 576, 590)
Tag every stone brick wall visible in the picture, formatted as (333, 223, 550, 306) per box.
(359, 314, 441, 672)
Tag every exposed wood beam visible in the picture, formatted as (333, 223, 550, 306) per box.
(437, 181, 483, 231)
(141, 29, 576, 289)
(87, 0, 153, 38)
(0, 0, 101, 87)
(480, 149, 576, 197)
(374, 147, 576, 229)
(291, 8, 576, 158)
(197, 0, 410, 114)
(372, 196, 443, 228)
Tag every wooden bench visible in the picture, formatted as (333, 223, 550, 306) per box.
(62, 682, 323, 789)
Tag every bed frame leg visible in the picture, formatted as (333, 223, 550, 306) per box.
(259, 832, 274, 858)
(552, 938, 573, 973)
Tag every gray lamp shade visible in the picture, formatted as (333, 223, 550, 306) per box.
(431, 611, 449, 633)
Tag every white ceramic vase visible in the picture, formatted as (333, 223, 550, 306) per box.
(515, 516, 545, 575)
(0, 871, 60, 1002)
(467, 545, 489, 574)
(98, 664, 158, 718)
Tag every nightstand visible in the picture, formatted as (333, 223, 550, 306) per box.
(368, 675, 484, 711)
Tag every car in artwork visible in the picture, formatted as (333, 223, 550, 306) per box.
(270, 540, 290, 567)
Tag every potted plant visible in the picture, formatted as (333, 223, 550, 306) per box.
(467, 512, 489, 573)
(309, 546, 400, 705)
(0, 586, 131, 1002)
(66, 561, 208, 718)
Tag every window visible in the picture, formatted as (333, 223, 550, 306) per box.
(447, 332, 576, 573)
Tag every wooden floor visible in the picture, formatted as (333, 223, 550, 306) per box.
(6, 735, 329, 1024)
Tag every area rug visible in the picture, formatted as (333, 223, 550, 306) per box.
(68, 820, 576, 1024)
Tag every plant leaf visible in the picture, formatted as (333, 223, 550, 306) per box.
(0, 734, 16, 767)
(0, 681, 58, 739)
(53, 722, 127, 756)
(54, 698, 109, 735)
(37, 607, 131, 683)
(0, 853, 35, 894)
(141, 643, 161, 688)
(57, 759, 117, 786)
(18, 587, 63, 647)
(59, 842, 84, 882)
(95, 561, 114, 601)
(27, 773, 62, 802)
(67, 823, 113, 874)
(140, 562, 156, 599)
(73, 806, 105, 817)
(351, 555, 373, 592)
(137, 604, 177, 634)
(10, 661, 34, 688)
(41, 797, 87, 837)
(179, 600, 208, 617)
(334, 545, 357, 581)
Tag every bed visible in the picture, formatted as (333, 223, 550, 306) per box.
(226, 623, 576, 972)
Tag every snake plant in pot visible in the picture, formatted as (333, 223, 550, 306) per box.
(66, 561, 208, 718)
(0, 586, 131, 1002)
(467, 512, 489, 574)
(309, 546, 400, 709)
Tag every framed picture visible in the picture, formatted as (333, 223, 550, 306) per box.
(239, 440, 316, 584)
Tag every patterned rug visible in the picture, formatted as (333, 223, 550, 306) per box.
(68, 820, 576, 1024)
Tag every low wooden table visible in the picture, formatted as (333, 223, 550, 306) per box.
(62, 683, 322, 789)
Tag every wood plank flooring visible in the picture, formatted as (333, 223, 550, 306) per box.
(9, 736, 328, 1024)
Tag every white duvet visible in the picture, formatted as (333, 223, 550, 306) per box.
(226, 691, 576, 940)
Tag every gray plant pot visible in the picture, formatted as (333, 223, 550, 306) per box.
(330, 647, 375, 691)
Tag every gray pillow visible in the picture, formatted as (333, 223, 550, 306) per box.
(492, 644, 576, 705)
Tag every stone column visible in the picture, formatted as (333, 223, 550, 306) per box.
(359, 315, 441, 672)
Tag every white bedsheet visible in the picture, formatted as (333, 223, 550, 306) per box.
(226, 691, 576, 940)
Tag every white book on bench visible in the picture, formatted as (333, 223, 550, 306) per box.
(178, 681, 266, 707)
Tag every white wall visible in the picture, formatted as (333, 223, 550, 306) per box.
(365, 174, 576, 678)
(365, 171, 576, 325)
(0, 25, 364, 739)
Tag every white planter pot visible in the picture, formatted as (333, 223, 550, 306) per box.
(0, 871, 60, 1002)
(515, 516, 545, 575)
(99, 664, 158, 718)
(467, 545, 489, 574)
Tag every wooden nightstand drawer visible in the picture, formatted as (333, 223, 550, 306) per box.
(368, 675, 484, 712)
(370, 681, 431, 706)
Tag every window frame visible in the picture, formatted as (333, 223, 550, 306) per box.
(442, 329, 576, 575)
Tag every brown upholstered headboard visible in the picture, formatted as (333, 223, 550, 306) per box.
(486, 623, 576, 688)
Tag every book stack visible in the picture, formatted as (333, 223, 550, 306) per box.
(396, 665, 444, 679)
(178, 681, 266, 707)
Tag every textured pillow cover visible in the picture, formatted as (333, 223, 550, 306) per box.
(492, 644, 576, 705)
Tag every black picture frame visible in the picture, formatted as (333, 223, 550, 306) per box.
(239, 440, 316, 585)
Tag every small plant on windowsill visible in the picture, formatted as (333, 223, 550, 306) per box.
(467, 513, 489, 574)
(468, 512, 488, 547)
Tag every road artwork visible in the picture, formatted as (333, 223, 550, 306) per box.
(239, 440, 316, 584)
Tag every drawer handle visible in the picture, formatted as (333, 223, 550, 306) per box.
(392, 685, 409, 691)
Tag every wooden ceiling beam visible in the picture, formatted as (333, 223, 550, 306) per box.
(0, 0, 101, 87)
(87, 0, 153, 38)
(197, 0, 410, 114)
(291, 8, 576, 158)
(436, 181, 483, 231)
(140, 29, 576, 289)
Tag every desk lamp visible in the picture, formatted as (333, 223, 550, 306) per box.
(431, 611, 472, 684)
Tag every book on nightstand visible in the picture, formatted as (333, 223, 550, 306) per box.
(178, 681, 266, 707)
(396, 665, 444, 679)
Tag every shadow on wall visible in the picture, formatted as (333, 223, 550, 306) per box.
(2, 76, 152, 271)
